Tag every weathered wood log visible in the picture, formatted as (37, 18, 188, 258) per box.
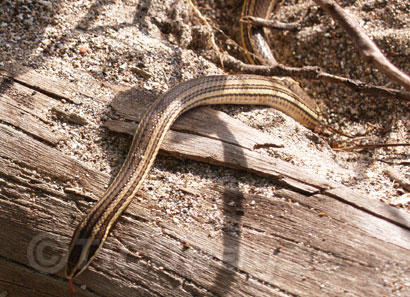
(0, 67, 409, 297)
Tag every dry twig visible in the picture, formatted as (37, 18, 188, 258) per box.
(188, 0, 224, 67)
(332, 143, 410, 151)
(313, 0, 410, 90)
(221, 54, 410, 101)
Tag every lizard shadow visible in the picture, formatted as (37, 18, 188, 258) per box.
(105, 86, 251, 295)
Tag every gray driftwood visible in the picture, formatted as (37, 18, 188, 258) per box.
(0, 67, 409, 297)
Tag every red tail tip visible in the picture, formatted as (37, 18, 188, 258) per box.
(68, 278, 75, 295)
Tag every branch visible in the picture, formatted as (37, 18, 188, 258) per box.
(333, 143, 410, 152)
(313, 0, 410, 90)
(221, 54, 410, 101)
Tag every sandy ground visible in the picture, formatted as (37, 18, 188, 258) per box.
(0, 0, 409, 219)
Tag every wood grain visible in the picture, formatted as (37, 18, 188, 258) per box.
(0, 67, 409, 297)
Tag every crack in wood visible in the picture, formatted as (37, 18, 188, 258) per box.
(323, 189, 410, 232)
(0, 72, 80, 105)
